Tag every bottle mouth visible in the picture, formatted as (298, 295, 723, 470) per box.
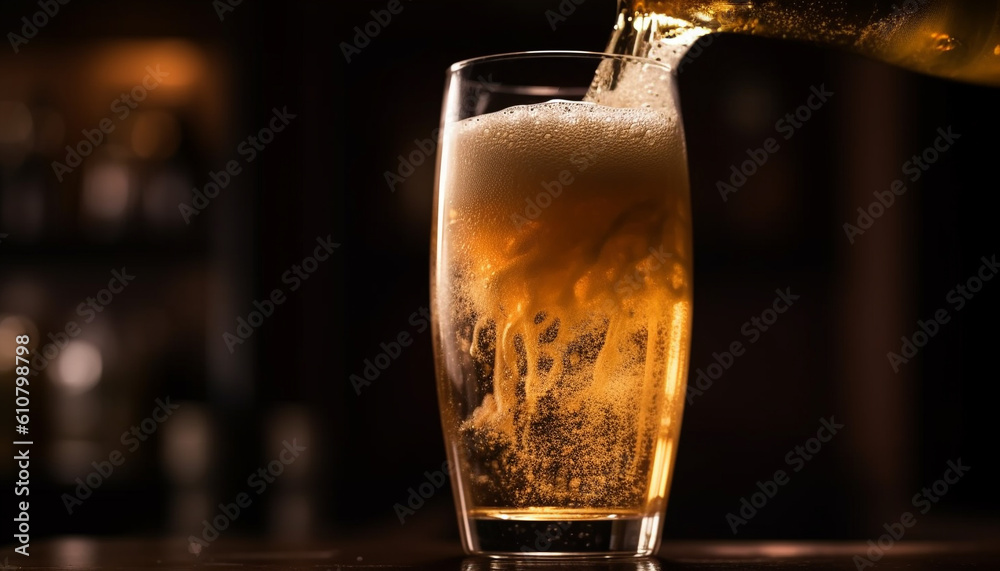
(448, 50, 673, 74)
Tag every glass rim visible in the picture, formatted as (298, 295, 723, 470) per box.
(447, 50, 671, 74)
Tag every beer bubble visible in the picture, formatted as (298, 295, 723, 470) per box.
(439, 100, 691, 508)
(670, 263, 685, 292)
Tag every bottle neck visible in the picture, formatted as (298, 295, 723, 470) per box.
(611, 1, 1000, 86)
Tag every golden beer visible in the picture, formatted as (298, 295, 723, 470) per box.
(432, 53, 692, 555)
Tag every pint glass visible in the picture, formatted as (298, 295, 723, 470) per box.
(431, 52, 692, 557)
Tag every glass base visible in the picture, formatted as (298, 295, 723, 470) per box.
(467, 514, 658, 557)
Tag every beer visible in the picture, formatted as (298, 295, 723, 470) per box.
(611, 0, 1000, 85)
(433, 90, 692, 554)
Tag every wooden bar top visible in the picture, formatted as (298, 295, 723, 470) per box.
(3, 538, 998, 569)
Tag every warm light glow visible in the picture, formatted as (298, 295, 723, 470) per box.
(91, 40, 206, 91)
(53, 341, 103, 394)
(758, 544, 818, 557)
(54, 537, 96, 568)
(83, 160, 131, 222)
(164, 405, 210, 484)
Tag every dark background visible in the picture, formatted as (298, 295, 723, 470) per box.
(0, 0, 998, 550)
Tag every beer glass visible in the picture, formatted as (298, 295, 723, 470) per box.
(431, 52, 692, 557)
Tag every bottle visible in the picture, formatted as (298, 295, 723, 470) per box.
(607, 0, 1000, 85)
